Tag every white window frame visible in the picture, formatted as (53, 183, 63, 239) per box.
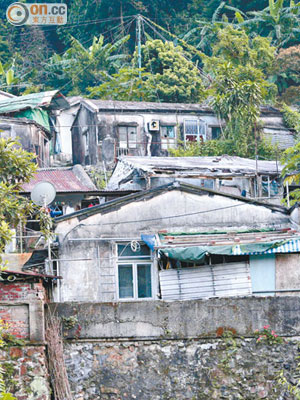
(117, 262, 154, 301)
(116, 243, 154, 301)
(160, 125, 176, 150)
(183, 118, 207, 144)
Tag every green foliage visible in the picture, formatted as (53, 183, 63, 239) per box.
(281, 103, 300, 135)
(0, 138, 52, 265)
(169, 136, 277, 159)
(0, 321, 16, 400)
(133, 39, 206, 103)
(208, 26, 276, 74)
(273, 45, 300, 101)
(43, 34, 129, 95)
(239, 0, 300, 49)
(202, 27, 277, 157)
(281, 141, 300, 205)
(89, 67, 154, 101)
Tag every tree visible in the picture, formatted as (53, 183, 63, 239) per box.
(281, 142, 300, 205)
(0, 138, 51, 265)
(273, 45, 300, 104)
(238, 0, 300, 49)
(43, 35, 129, 95)
(202, 27, 277, 157)
(88, 67, 154, 101)
(134, 39, 206, 103)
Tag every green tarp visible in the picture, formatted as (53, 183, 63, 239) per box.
(160, 239, 292, 263)
(15, 108, 50, 131)
(0, 90, 69, 114)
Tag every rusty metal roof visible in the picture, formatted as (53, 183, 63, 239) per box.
(158, 228, 299, 248)
(22, 164, 97, 193)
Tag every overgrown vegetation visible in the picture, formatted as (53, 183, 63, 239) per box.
(0, 320, 16, 400)
(0, 138, 52, 267)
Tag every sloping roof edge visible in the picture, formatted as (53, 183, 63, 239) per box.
(54, 181, 288, 223)
(0, 90, 70, 115)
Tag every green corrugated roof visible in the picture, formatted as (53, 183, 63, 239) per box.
(0, 90, 69, 114)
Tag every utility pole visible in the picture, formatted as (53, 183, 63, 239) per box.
(137, 14, 142, 80)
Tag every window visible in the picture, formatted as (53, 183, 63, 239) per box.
(161, 125, 176, 150)
(117, 243, 153, 300)
(211, 126, 222, 140)
(184, 119, 206, 143)
(118, 126, 137, 149)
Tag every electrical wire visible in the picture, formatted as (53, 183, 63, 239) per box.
(58, 17, 136, 93)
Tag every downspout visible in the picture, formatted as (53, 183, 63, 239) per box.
(137, 114, 151, 156)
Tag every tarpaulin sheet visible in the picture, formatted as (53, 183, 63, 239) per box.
(159, 238, 300, 262)
(16, 108, 50, 131)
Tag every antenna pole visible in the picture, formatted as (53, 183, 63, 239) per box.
(137, 14, 142, 80)
(43, 195, 52, 273)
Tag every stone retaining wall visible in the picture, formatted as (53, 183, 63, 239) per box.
(1, 345, 50, 400)
(64, 337, 299, 400)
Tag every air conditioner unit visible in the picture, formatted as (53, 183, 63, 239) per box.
(148, 120, 160, 131)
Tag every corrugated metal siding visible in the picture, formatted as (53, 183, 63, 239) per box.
(159, 262, 251, 301)
(264, 129, 295, 150)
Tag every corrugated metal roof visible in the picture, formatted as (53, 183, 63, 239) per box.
(158, 229, 299, 249)
(119, 156, 282, 174)
(0, 90, 69, 114)
(108, 155, 282, 190)
(22, 165, 96, 193)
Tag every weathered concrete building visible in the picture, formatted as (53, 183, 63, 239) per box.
(0, 116, 51, 167)
(53, 182, 300, 303)
(108, 155, 283, 202)
(71, 100, 294, 167)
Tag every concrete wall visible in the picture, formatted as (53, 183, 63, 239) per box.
(276, 253, 300, 295)
(52, 297, 300, 339)
(0, 119, 50, 167)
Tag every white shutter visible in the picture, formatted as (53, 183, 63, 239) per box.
(159, 262, 251, 301)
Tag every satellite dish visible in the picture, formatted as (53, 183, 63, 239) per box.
(31, 181, 56, 206)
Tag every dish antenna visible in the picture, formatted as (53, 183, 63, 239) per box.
(31, 181, 56, 207)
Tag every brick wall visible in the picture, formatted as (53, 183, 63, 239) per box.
(0, 281, 45, 302)
(0, 281, 46, 341)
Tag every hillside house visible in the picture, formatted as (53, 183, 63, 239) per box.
(0, 90, 69, 167)
(51, 96, 82, 166)
(2, 165, 98, 271)
(71, 100, 294, 168)
(53, 182, 300, 303)
(108, 156, 283, 203)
